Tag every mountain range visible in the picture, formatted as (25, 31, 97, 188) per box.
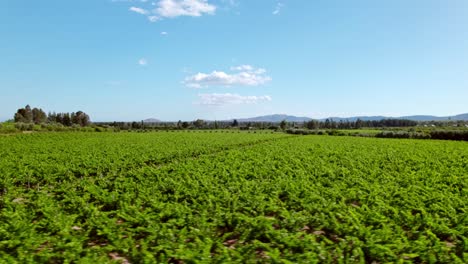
(235, 113, 468, 122)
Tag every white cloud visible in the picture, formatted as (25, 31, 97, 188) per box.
(273, 2, 283, 15)
(161, 31, 168, 35)
(185, 65, 271, 88)
(129, 6, 149, 15)
(138, 58, 148, 66)
(155, 0, 216, 18)
(197, 93, 272, 105)
(155, 0, 216, 17)
(125, 0, 216, 22)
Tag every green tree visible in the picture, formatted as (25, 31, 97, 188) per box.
(14, 105, 33, 123)
(193, 119, 205, 129)
(14, 109, 27, 123)
(306, 120, 319, 130)
(280, 120, 287, 130)
(73, 111, 90, 126)
(24, 105, 33, 123)
(324, 119, 331, 129)
(355, 118, 364, 129)
(63, 113, 71, 126)
(32, 108, 47, 124)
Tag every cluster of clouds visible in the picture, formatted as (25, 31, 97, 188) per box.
(122, 0, 284, 22)
(184, 65, 271, 88)
(184, 65, 272, 106)
(127, 0, 216, 22)
(132, 62, 272, 105)
(116, 1, 279, 106)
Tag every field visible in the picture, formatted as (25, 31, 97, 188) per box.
(0, 132, 467, 263)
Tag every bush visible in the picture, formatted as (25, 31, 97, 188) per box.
(94, 126, 106, 132)
(0, 123, 18, 133)
(376, 131, 432, 140)
(327, 130, 346, 136)
(285, 129, 322, 135)
(376, 131, 411, 139)
(354, 133, 372, 137)
(411, 132, 431, 139)
(15, 122, 34, 131)
(430, 130, 468, 141)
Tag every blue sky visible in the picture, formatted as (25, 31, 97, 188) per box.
(1, 0, 467, 121)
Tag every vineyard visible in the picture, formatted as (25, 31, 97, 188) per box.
(0, 132, 467, 263)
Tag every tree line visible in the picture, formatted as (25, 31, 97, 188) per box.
(96, 118, 420, 131)
(303, 118, 418, 129)
(11, 105, 463, 131)
(14, 105, 91, 127)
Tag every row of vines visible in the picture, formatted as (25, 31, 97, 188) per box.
(0, 132, 467, 263)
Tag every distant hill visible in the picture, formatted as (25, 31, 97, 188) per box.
(143, 118, 161, 123)
(453, 113, 468, 120)
(234, 113, 468, 122)
(398, 113, 468, 121)
(322, 116, 388, 122)
(237, 114, 313, 122)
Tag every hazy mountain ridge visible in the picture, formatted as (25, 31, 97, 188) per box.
(237, 114, 313, 122)
(143, 118, 161, 123)
(233, 113, 468, 122)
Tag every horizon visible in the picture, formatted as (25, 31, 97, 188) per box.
(57, 111, 468, 123)
(1, 1, 467, 121)
(2, 111, 468, 123)
(119, 112, 468, 123)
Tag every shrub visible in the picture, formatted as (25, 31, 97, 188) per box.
(0, 123, 18, 133)
(15, 122, 34, 131)
(94, 126, 106, 132)
(430, 130, 468, 141)
(376, 131, 410, 139)
(327, 130, 346, 136)
(375, 131, 433, 140)
(285, 129, 321, 135)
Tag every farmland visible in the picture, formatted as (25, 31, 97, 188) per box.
(0, 132, 467, 263)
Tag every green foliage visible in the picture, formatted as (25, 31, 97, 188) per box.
(0, 122, 18, 133)
(0, 133, 467, 263)
(14, 105, 48, 124)
(14, 122, 34, 131)
(193, 119, 205, 129)
(375, 130, 468, 141)
(430, 130, 468, 141)
(13, 105, 90, 127)
(280, 120, 287, 130)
